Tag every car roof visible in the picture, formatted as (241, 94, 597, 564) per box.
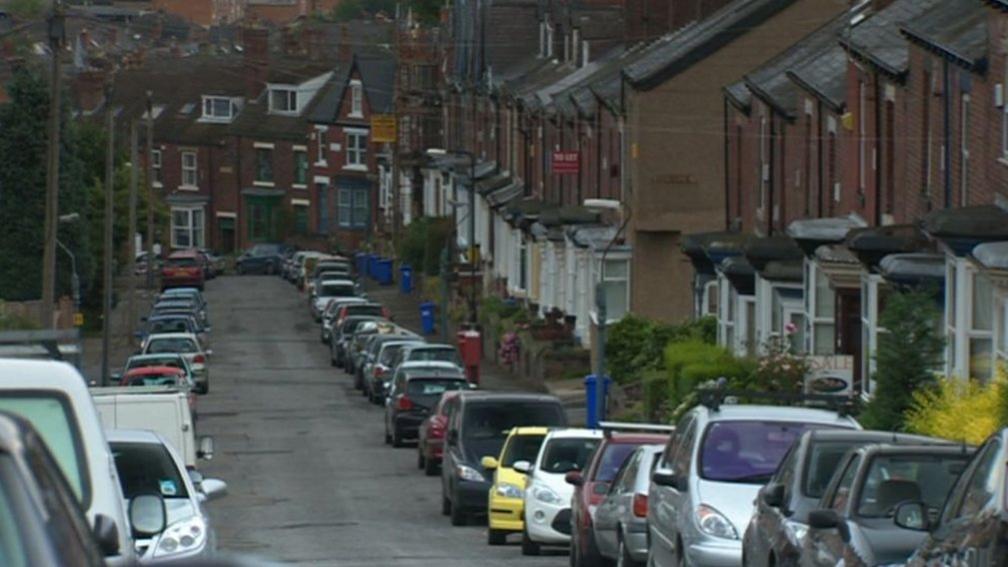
(146, 332, 199, 340)
(695, 403, 860, 426)
(0, 359, 89, 392)
(603, 432, 671, 444)
(401, 367, 466, 379)
(406, 344, 456, 352)
(399, 361, 458, 372)
(148, 313, 194, 321)
(806, 429, 947, 446)
(105, 428, 163, 444)
(854, 443, 970, 457)
(459, 391, 562, 404)
(162, 287, 201, 295)
(319, 278, 355, 285)
(129, 353, 184, 360)
(510, 426, 551, 436)
(124, 366, 183, 376)
(544, 428, 603, 440)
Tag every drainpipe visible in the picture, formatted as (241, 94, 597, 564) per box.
(595, 112, 602, 199)
(816, 100, 824, 218)
(942, 60, 952, 209)
(874, 78, 882, 225)
(768, 115, 776, 236)
(722, 96, 730, 230)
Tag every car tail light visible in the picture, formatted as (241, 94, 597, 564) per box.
(632, 493, 648, 518)
(374, 366, 387, 378)
(395, 395, 413, 411)
(193, 354, 206, 365)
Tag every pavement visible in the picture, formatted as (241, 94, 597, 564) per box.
(197, 274, 573, 565)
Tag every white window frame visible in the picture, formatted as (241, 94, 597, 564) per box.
(269, 87, 298, 114)
(860, 273, 884, 399)
(180, 151, 197, 189)
(349, 80, 363, 118)
(966, 267, 994, 382)
(151, 149, 162, 187)
(201, 96, 236, 122)
(595, 254, 630, 324)
(293, 146, 309, 188)
(170, 206, 204, 249)
(804, 259, 837, 356)
(344, 128, 368, 171)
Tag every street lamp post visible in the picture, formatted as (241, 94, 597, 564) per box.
(427, 148, 477, 327)
(56, 213, 81, 324)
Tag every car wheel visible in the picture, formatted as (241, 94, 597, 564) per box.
(330, 352, 337, 367)
(441, 493, 451, 516)
(676, 538, 690, 567)
(424, 454, 439, 476)
(237, 264, 244, 275)
(417, 448, 425, 469)
(487, 528, 507, 546)
(266, 262, 275, 275)
(384, 422, 392, 445)
(521, 526, 540, 556)
(574, 529, 604, 567)
(392, 425, 404, 448)
(617, 532, 642, 567)
(449, 491, 467, 526)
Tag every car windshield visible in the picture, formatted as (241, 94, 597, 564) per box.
(347, 305, 384, 317)
(147, 338, 198, 354)
(408, 348, 461, 365)
(407, 378, 467, 397)
(700, 421, 832, 483)
(463, 403, 565, 441)
(379, 344, 411, 365)
(0, 396, 87, 502)
(149, 319, 191, 334)
(501, 434, 546, 467)
(251, 245, 277, 256)
(111, 442, 189, 500)
(594, 443, 638, 482)
(804, 441, 864, 498)
(125, 374, 182, 387)
(540, 438, 601, 474)
(128, 357, 185, 372)
(856, 453, 969, 518)
(320, 283, 355, 297)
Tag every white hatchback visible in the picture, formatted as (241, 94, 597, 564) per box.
(518, 428, 603, 555)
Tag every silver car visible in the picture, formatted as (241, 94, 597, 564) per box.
(107, 429, 227, 562)
(593, 444, 664, 566)
(647, 402, 859, 567)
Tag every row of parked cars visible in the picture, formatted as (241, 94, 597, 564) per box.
(278, 248, 1008, 567)
(0, 281, 229, 565)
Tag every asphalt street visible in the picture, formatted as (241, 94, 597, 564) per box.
(199, 275, 567, 566)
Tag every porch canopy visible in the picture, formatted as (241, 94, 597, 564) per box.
(922, 205, 1008, 255)
(486, 181, 524, 210)
(744, 235, 803, 282)
(786, 214, 866, 256)
(720, 255, 756, 295)
(567, 225, 630, 253)
(539, 205, 601, 228)
(681, 231, 751, 275)
(972, 241, 1008, 286)
(846, 224, 929, 269)
(878, 253, 945, 290)
(475, 170, 513, 196)
(814, 244, 862, 289)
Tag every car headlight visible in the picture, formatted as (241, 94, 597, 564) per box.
(695, 504, 738, 540)
(531, 485, 563, 505)
(152, 516, 207, 558)
(495, 482, 523, 499)
(784, 519, 807, 545)
(456, 464, 485, 482)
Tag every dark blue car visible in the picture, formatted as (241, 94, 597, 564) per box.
(236, 243, 289, 275)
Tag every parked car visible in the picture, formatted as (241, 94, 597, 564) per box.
(482, 427, 551, 546)
(348, 322, 409, 383)
(593, 443, 665, 567)
(0, 410, 108, 566)
(0, 359, 147, 564)
(647, 399, 860, 567)
(108, 429, 227, 562)
(198, 248, 226, 277)
(140, 333, 211, 393)
(742, 429, 950, 567)
(332, 302, 391, 328)
(364, 341, 429, 403)
(320, 297, 369, 344)
(135, 251, 162, 276)
(136, 314, 207, 349)
(118, 366, 196, 416)
(285, 251, 311, 282)
(571, 430, 671, 567)
(193, 249, 216, 280)
(236, 243, 287, 275)
(119, 353, 200, 393)
(161, 250, 205, 291)
(441, 391, 567, 526)
(330, 315, 385, 367)
(520, 428, 604, 555)
(311, 279, 361, 321)
(150, 296, 207, 329)
(393, 343, 463, 373)
(418, 390, 461, 476)
(159, 287, 207, 313)
(903, 428, 1008, 567)
(801, 444, 972, 567)
(384, 364, 470, 447)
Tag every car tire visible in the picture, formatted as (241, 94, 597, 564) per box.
(384, 423, 392, 445)
(237, 264, 244, 275)
(392, 425, 404, 448)
(417, 448, 425, 469)
(424, 455, 439, 476)
(330, 353, 337, 367)
(521, 526, 540, 556)
(449, 491, 467, 526)
(617, 532, 642, 567)
(441, 493, 451, 516)
(574, 529, 604, 567)
(266, 262, 275, 275)
(487, 528, 507, 546)
(676, 538, 690, 567)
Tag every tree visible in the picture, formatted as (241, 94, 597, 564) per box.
(859, 289, 945, 431)
(332, 0, 364, 22)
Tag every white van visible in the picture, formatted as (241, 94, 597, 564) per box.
(0, 359, 141, 565)
(91, 385, 212, 469)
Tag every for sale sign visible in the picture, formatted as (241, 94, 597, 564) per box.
(551, 151, 579, 174)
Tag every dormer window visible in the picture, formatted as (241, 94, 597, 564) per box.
(349, 80, 363, 118)
(269, 88, 298, 114)
(202, 96, 237, 121)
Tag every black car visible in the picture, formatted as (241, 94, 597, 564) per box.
(384, 365, 469, 447)
(357, 333, 421, 395)
(330, 315, 384, 367)
(236, 243, 289, 275)
(440, 391, 567, 526)
(904, 428, 1008, 567)
(801, 444, 973, 567)
(0, 411, 108, 566)
(743, 430, 951, 567)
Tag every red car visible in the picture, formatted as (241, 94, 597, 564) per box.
(161, 249, 206, 291)
(416, 390, 460, 476)
(568, 432, 670, 567)
(119, 366, 197, 416)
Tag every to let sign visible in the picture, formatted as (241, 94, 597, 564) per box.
(371, 114, 397, 143)
(551, 151, 579, 174)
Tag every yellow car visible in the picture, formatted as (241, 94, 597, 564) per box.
(481, 426, 550, 545)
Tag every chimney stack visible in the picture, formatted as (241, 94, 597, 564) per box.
(337, 23, 351, 62)
(242, 26, 270, 98)
(74, 69, 109, 114)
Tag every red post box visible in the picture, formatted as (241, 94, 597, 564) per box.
(456, 330, 482, 385)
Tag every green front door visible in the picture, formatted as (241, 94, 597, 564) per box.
(246, 195, 281, 242)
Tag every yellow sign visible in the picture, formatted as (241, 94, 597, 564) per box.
(74, 313, 84, 327)
(371, 114, 397, 143)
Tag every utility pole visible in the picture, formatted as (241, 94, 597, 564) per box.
(40, 5, 65, 328)
(127, 121, 139, 338)
(593, 281, 607, 426)
(100, 81, 115, 386)
(145, 91, 155, 291)
(391, 2, 401, 248)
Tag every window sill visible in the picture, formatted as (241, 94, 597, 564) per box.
(292, 184, 308, 190)
(152, 182, 163, 188)
(178, 185, 199, 192)
(314, 161, 328, 168)
(348, 112, 364, 119)
(343, 165, 368, 172)
(253, 180, 275, 188)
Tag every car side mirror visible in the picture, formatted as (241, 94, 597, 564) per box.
(565, 471, 583, 487)
(205, 349, 213, 357)
(197, 436, 214, 460)
(196, 381, 208, 395)
(894, 501, 930, 532)
(198, 478, 228, 503)
(129, 494, 167, 537)
(92, 513, 120, 556)
(762, 482, 786, 508)
(807, 508, 847, 543)
(512, 460, 531, 474)
(188, 469, 204, 486)
(481, 456, 500, 470)
(111, 372, 122, 383)
(652, 469, 686, 491)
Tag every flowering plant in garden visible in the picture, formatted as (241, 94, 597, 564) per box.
(750, 331, 809, 394)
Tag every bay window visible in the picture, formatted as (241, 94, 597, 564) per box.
(338, 187, 369, 229)
(170, 207, 204, 248)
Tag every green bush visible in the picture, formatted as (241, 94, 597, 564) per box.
(606, 315, 716, 384)
(664, 341, 748, 409)
(396, 217, 453, 277)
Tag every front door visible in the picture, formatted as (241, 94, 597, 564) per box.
(246, 196, 280, 243)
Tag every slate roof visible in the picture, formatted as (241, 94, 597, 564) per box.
(786, 44, 847, 111)
(230, 58, 336, 140)
(839, 0, 946, 77)
(901, 0, 988, 72)
(623, 0, 798, 90)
